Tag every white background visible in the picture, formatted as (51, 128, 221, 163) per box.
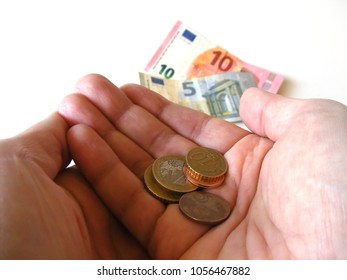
(0, 0, 346, 139)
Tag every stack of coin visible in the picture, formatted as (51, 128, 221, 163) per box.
(184, 147, 228, 188)
(143, 147, 231, 225)
(144, 155, 198, 204)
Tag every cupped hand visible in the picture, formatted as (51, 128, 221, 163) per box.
(2, 73, 346, 260)
(56, 74, 347, 259)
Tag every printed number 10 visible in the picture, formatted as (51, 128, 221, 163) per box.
(211, 51, 233, 71)
(159, 64, 175, 79)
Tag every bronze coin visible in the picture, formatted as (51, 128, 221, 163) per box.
(179, 191, 231, 225)
(183, 163, 225, 188)
(152, 155, 198, 193)
(185, 147, 228, 187)
(144, 164, 183, 203)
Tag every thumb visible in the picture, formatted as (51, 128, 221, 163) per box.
(239, 88, 300, 141)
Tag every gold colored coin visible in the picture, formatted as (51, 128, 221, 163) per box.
(144, 164, 183, 204)
(152, 155, 198, 193)
(185, 147, 228, 188)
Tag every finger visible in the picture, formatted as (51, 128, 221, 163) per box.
(1, 112, 70, 178)
(102, 130, 153, 178)
(59, 89, 172, 178)
(74, 74, 197, 157)
(67, 124, 165, 247)
(58, 93, 114, 136)
(239, 88, 300, 141)
(121, 83, 250, 153)
(55, 167, 149, 259)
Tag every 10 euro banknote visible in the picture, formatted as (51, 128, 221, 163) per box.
(144, 21, 284, 94)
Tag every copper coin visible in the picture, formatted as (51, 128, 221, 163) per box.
(185, 147, 228, 187)
(179, 191, 231, 225)
(183, 163, 225, 188)
(152, 155, 198, 193)
(144, 164, 183, 203)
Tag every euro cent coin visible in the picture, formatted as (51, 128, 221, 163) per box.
(152, 155, 198, 193)
(185, 147, 228, 188)
(179, 191, 231, 225)
(144, 164, 183, 203)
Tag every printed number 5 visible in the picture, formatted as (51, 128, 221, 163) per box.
(183, 81, 196, 96)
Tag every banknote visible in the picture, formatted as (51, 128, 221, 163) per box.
(144, 21, 283, 94)
(139, 71, 256, 122)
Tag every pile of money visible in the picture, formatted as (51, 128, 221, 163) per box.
(144, 147, 231, 225)
(140, 21, 284, 122)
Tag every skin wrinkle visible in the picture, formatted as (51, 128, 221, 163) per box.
(260, 147, 328, 259)
(75, 75, 118, 116)
(209, 136, 273, 259)
(188, 230, 221, 260)
(44, 116, 70, 173)
(124, 185, 163, 248)
(76, 77, 134, 129)
(56, 174, 100, 258)
(260, 102, 267, 137)
(123, 85, 193, 139)
(121, 98, 196, 156)
(182, 231, 210, 260)
(259, 150, 295, 259)
(60, 94, 116, 137)
(113, 172, 159, 249)
(12, 121, 69, 178)
(144, 108, 197, 152)
(244, 223, 250, 260)
(219, 219, 248, 259)
(242, 136, 277, 258)
(148, 208, 189, 259)
(204, 215, 242, 259)
(254, 202, 292, 259)
(315, 186, 332, 258)
(147, 210, 177, 259)
(147, 129, 180, 157)
(316, 185, 346, 259)
(238, 135, 272, 212)
(115, 104, 183, 157)
(188, 114, 211, 145)
(335, 202, 347, 258)
(246, 219, 267, 259)
(112, 102, 138, 130)
(261, 96, 286, 140)
(96, 163, 139, 225)
(121, 84, 172, 121)
(148, 94, 170, 121)
(216, 150, 251, 227)
(102, 130, 153, 179)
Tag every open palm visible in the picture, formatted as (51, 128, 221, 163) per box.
(2, 74, 346, 259)
(58, 74, 347, 259)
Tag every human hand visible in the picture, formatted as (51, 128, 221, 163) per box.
(57, 74, 347, 259)
(2, 74, 346, 259)
(0, 113, 148, 259)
